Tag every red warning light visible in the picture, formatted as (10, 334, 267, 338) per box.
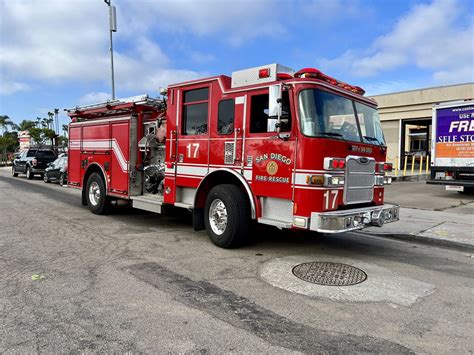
(258, 68, 271, 78)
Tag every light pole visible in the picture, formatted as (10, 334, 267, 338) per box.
(104, 0, 117, 100)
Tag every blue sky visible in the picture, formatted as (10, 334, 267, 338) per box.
(0, 0, 473, 130)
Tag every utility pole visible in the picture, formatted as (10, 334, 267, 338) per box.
(104, 0, 117, 100)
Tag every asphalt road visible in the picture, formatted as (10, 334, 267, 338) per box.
(1, 167, 473, 353)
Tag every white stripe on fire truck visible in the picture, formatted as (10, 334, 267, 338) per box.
(69, 139, 128, 172)
(177, 165, 208, 176)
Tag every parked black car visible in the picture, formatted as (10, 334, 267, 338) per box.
(43, 154, 68, 185)
(12, 148, 57, 179)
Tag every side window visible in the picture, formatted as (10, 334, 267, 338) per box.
(280, 90, 291, 132)
(250, 92, 292, 133)
(250, 94, 269, 133)
(217, 99, 234, 135)
(182, 87, 209, 135)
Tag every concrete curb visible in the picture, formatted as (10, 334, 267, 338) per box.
(355, 231, 474, 252)
(391, 174, 429, 182)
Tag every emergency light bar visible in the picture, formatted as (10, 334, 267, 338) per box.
(231, 64, 366, 95)
(294, 68, 366, 95)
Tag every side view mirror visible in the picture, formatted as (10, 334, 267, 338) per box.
(269, 84, 290, 140)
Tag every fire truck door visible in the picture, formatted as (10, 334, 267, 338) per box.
(175, 86, 210, 190)
(208, 96, 243, 173)
(245, 90, 295, 200)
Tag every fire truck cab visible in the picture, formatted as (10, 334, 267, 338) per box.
(67, 64, 399, 248)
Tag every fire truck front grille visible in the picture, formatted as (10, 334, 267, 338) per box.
(344, 157, 375, 205)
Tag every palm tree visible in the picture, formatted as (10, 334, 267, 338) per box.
(0, 115, 12, 135)
(36, 117, 42, 128)
(17, 120, 36, 132)
(47, 112, 54, 130)
(62, 124, 69, 137)
(54, 108, 59, 134)
(9, 122, 19, 132)
(46, 118, 54, 129)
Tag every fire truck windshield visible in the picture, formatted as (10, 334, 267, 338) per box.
(298, 89, 386, 145)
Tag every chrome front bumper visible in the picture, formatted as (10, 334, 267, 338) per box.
(309, 204, 399, 233)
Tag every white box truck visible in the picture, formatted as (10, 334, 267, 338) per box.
(427, 100, 474, 194)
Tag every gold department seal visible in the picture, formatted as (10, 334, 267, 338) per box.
(266, 160, 278, 176)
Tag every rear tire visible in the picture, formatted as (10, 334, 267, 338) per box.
(458, 187, 474, 195)
(204, 184, 250, 248)
(26, 167, 34, 180)
(59, 173, 66, 186)
(85, 173, 110, 214)
(12, 167, 18, 177)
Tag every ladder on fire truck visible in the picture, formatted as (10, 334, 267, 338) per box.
(66, 94, 163, 117)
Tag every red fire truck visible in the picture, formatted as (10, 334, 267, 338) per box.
(67, 64, 399, 248)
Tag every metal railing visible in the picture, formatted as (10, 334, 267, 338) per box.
(389, 155, 430, 177)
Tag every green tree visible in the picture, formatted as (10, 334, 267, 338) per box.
(17, 120, 36, 131)
(0, 115, 12, 134)
(43, 128, 57, 146)
(57, 135, 68, 147)
(29, 127, 44, 145)
(0, 135, 16, 166)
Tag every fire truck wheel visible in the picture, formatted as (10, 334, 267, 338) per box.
(205, 184, 250, 248)
(86, 173, 110, 215)
(26, 167, 34, 180)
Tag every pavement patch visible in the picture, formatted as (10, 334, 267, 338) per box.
(126, 262, 413, 354)
(259, 255, 435, 306)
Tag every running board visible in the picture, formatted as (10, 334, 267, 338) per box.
(131, 195, 163, 214)
(258, 217, 292, 229)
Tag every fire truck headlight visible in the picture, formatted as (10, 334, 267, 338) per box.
(324, 174, 345, 186)
(375, 175, 384, 186)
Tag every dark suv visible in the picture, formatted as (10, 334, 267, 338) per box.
(12, 148, 57, 179)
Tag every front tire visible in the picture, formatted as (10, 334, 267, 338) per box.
(12, 167, 18, 177)
(86, 173, 110, 214)
(26, 166, 34, 180)
(43, 173, 50, 183)
(204, 184, 250, 248)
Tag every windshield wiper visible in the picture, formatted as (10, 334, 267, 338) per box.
(318, 132, 345, 139)
(363, 135, 384, 146)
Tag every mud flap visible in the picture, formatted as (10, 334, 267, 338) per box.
(193, 208, 205, 231)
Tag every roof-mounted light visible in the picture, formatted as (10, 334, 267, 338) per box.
(294, 67, 366, 96)
(258, 68, 271, 79)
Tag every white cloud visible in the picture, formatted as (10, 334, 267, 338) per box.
(118, 0, 286, 46)
(0, 0, 205, 96)
(0, 81, 30, 95)
(320, 0, 474, 84)
(78, 92, 112, 105)
(363, 80, 421, 96)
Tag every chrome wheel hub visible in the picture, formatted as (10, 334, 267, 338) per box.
(209, 199, 228, 235)
(89, 182, 101, 206)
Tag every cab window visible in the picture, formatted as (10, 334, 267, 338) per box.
(182, 87, 209, 135)
(217, 99, 234, 135)
(250, 91, 291, 134)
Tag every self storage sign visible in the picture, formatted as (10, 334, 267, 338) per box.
(435, 105, 474, 158)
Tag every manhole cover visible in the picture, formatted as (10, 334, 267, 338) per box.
(292, 262, 367, 286)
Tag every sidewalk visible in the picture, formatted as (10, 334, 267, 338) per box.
(358, 181, 474, 251)
(359, 207, 474, 251)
